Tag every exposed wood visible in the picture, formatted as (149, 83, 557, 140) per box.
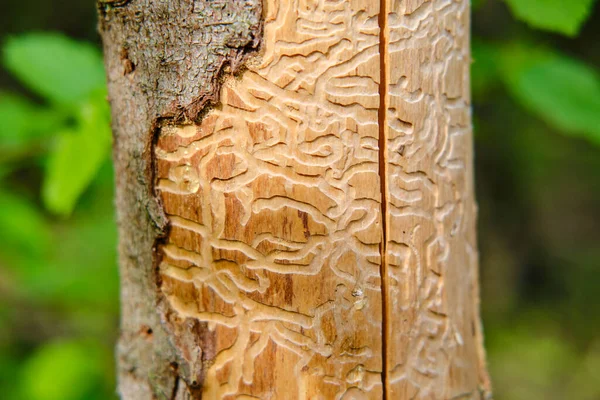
(99, 0, 490, 398)
(382, 1, 490, 398)
(156, 1, 383, 398)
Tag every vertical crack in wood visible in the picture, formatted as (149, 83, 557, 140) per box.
(378, 0, 389, 398)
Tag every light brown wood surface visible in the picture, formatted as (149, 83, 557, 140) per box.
(156, 1, 384, 398)
(102, 0, 489, 398)
(381, 1, 488, 398)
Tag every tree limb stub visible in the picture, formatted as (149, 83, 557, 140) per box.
(99, 0, 491, 398)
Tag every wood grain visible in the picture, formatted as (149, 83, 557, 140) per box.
(151, 0, 489, 398)
(382, 1, 489, 398)
(156, 1, 383, 398)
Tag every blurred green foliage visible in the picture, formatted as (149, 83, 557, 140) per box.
(501, 48, 600, 145)
(473, 1, 600, 399)
(474, 41, 600, 145)
(19, 339, 106, 400)
(0, 30, 117, 400)
(3, 33, 106, 105)
(503, 0, 595, 36)
(0, 1, 598, 399)
(2, 33, 112, 215)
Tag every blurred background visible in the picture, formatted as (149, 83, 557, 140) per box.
(0, 1, 598, 399)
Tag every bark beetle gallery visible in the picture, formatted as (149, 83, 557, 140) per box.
(99, 0, 491, 398)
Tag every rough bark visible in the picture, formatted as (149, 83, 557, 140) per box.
(98, 0, 491, 398)
(97, 1, 262, 397)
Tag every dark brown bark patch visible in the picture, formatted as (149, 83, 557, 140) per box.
(99, 0, 262, 121)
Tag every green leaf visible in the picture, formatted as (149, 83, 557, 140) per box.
(500, 45, 600, 145)
(0, 190, 51, 256)
(19, 340, 103, 400)
(2, 33, 106, 105)
(0, 92, 39, 145)
(42, 92, 112, 215)
(520, 59, 600, 143)
(0, 92, 62, 153)
(504, 0, 597, 37)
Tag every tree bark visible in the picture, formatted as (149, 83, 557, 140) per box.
(98, 0, 491, 399)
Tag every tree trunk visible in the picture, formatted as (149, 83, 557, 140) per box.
(98, 0, 491, 399)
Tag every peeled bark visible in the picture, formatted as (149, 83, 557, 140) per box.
(98, 0, 491, 398)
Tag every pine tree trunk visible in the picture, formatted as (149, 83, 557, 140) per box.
(98, 0, 491, 398)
